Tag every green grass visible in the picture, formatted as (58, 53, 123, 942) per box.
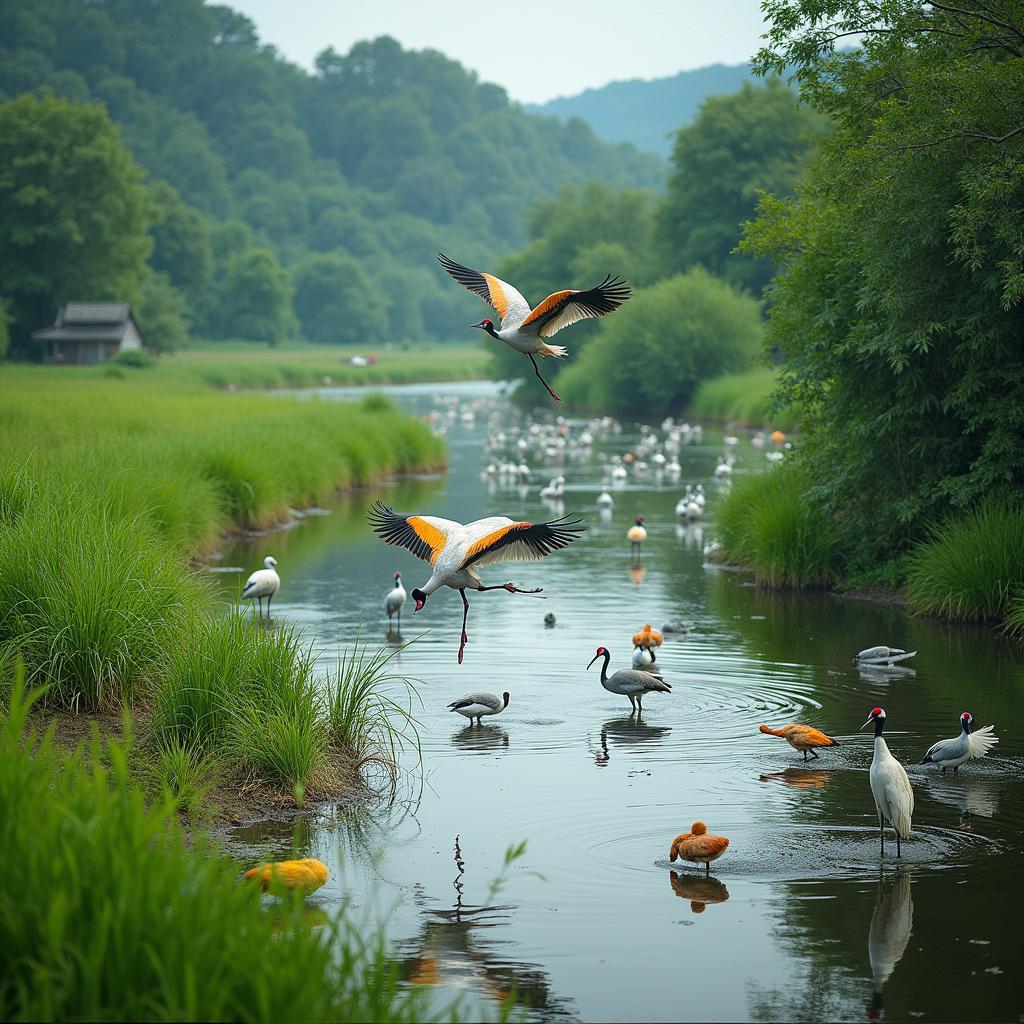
(906, 501, 1024, 622)
(0, 662, 437, 1023)
(689, 366, 797, 429)
(715, 464, 842, 588)
(163, 339, 489, 391)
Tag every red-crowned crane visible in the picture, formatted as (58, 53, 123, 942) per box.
(860, 707, 914, 858)
(367, 500, 583, 664)
(437, 253, 630, 402)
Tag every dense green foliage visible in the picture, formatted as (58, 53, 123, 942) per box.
(906, 503, 1024, 622)
(655, 79, 827, 294)
(0, 91, 156, 355)
(0, 666, 433, 1022)
(715, 464, 842, 588)
(742, 0, 1024, 579)
(0, 368, 443, 710)
(0, 1, 661, 352)
(530, 62, 754, 156)
(557, 269, 763, 414)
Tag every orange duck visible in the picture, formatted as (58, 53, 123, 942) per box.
(669, 821, 729, 875)
(759, 723, 838, 761)
(244, 857, 329, 896)
(632, 624, 664, 649)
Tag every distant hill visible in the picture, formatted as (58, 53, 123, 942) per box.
(528, 63, 754, 157)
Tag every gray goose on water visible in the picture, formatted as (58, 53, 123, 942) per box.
(588, 646, 671, 713)
(448, 691, 510, 726)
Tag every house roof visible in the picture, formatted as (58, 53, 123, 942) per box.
(32, 302, 141, 344)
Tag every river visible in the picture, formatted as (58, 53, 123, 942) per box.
(211, 381, 1022, 1023)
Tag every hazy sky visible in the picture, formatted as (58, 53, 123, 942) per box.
(229, 0, 770, 104)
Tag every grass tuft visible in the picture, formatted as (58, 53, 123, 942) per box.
(715, 464, 842, 588)
(906, 501, 1024, 622)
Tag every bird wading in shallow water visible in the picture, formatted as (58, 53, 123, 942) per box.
(627, 516, 647, 558)
(669, 822, 730, 876)
(244, 858, 328, 896)
(588, 645, 671, 713)
(447, 691, 510, 726)
(860, 707, 914, 858)
(759, 722, 839, 761)
(437, 253, 630, 402)
(241, 556, 279, 619)
(921, 711, 998, 773)
(367, 500, 583, 664)
(385, 571, 406, 631)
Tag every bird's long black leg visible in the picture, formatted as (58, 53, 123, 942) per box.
(896, 833, 901, 859)
(267, 593, 272, 619)
(257, 596, 263, 620)
(705, 862, 710, 877)
(811, 749, 819, 760)
(803, 750, 808, 762)
(636, 693, 644, 714)
(458, 589, 470, 665)
(879, 813, 885, 857)
(528, 353, 561, 403)
(478, 582, 543, 595)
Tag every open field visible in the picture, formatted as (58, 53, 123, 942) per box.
(161, 340, 490, 390)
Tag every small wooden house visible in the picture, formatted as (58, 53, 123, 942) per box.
(32, 303, 145, 364)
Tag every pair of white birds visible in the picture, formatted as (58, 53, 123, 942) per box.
(862, 707, 998, 858)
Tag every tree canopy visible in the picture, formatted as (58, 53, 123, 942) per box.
(743, 0, 1024, 569)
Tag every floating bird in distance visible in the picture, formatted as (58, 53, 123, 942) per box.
(242, 555, 280, 619)
(921, 711, 998, 773)
(669, 822, 730, 876)
(447, 691, 510, 726)
(368, 500, 583, 664)
(438, 253, 630, 402)
(244, 857, 328, 896)
(588, 645, 671, 713)
(860, 707, 914, 859)
(855, 645, 917, 666)
(759, 722, 839, 761)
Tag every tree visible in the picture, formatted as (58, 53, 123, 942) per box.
(292, 251, 387, 345)
(0, 91, 155, 356)
(655, 79, 826, 294)
(133, 270, 189, 352)
(742, 0, 1024, 569)
(558, 269, 762, 415)
(218, 249, 293, 345)
(148, 181, 213, 308)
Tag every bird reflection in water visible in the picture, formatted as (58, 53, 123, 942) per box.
(630, 563, 647, 586)
(918, 773, 999, 832)
(857, 664, 916, 684)
(668, 870, 730, 914)
(590, 716, 671, 767)
(867, 869, 913, 1020)
(598, 505, 613, 526)
(451, 723, 510, 752)
(399, 836, 572, 1019)
(759, 767, 833, 790)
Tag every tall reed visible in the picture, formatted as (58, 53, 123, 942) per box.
(0, 662, 435, 1023)
(906, 501, 1024, 622)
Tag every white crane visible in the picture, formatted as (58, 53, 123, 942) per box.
(856, 645, 917, 666)
(385, 571, 407, 630)
(596, 489, 614, 510)
(368, 501, 583, 664)
(447, 691, 510, 726)
(860, 707, 914, 858)
(438, 253, 631, 402)
(241, 556, 280, 619)
(588, 646, 671, 713)
(921, 712, 998, 773)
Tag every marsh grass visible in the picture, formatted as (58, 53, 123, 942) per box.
(690, 366, 797, 429)
(906, 502, 1024, 623)
(150, 735, 220, 816)
(0, 661, 433, 1023)
(327, 638, 424, 798)
(716, 465, 841, 588)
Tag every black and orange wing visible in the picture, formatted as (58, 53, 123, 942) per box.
(519, 275, 631, 338)
(367, 500, 454, 565)
(459, 515, 584, 571)
(437, 253, 530, 328)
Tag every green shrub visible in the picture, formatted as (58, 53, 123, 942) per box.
(114, 348, 156, 368)
(690, 366, 797, 429)
(716, 464, 842, 588)
(906, 502, 1024, 622)
(0, 663, 432, 1023)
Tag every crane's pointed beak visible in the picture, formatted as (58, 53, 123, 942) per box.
(469, 322, 483, 329)
(859, 717, 874, 731)
(587, 654, 600, 670)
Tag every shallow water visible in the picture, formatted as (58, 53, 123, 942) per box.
(214, 381, 1023, 1023)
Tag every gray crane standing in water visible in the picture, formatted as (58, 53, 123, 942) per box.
(588, 646, 671, 713)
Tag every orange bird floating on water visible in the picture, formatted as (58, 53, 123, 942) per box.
(759, 722, 839, 761)
(669, 821, 730, 876)
(437, 253, 630, 402)
(244, 857, 329, 895)
(632, 624, 664, 649)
